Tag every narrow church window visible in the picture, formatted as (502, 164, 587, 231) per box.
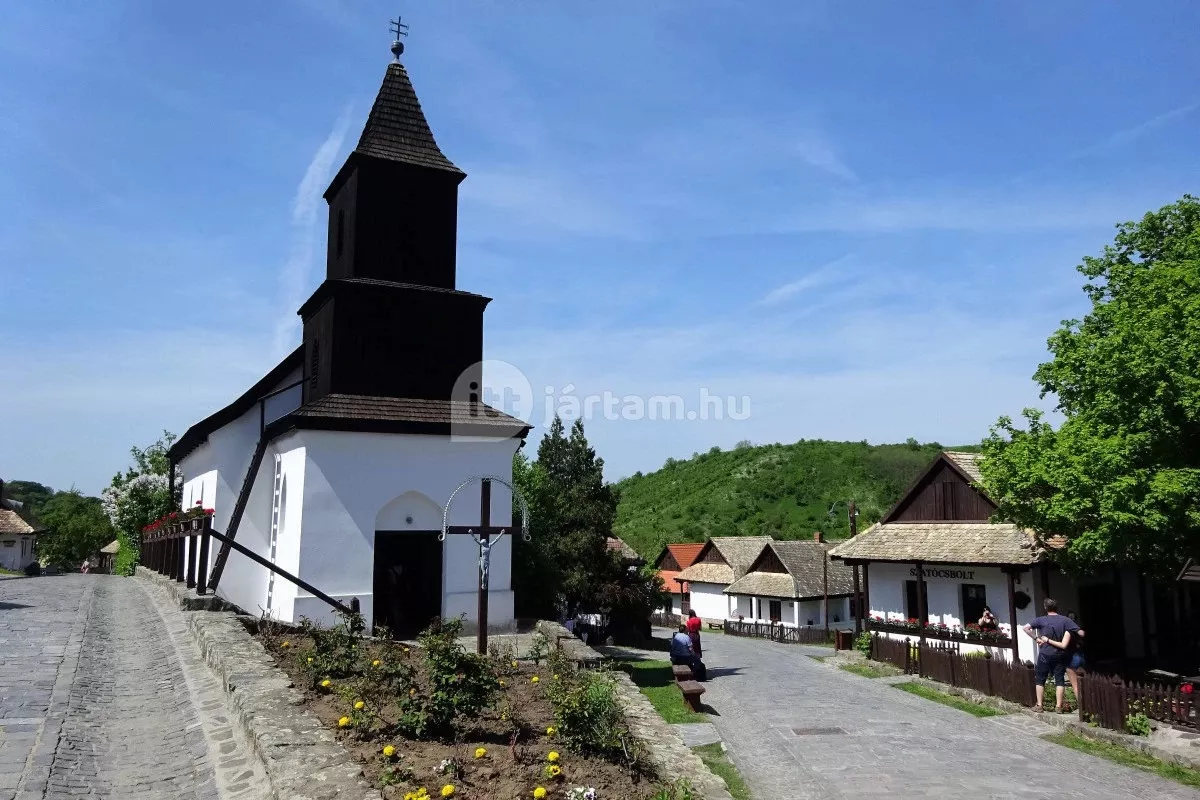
(309, 343, 319, 393)
(336, 209, 345, 257)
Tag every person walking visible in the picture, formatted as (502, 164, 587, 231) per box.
(1022, 597, 1079, 713)
(686, 609, 703, 658)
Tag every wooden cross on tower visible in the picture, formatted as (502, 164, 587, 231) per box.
(442, 476, 530, 654)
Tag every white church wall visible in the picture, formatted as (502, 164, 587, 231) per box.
(266, 440, 306, 622)
(176, 367, 301, 616)
(292, 429, 522, 629)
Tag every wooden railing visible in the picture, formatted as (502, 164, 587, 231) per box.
(725, 619, 835, 645)
(871, 633, 918, 672)
(140, 517, 357, 616)
(1080, 674, 1198, 732)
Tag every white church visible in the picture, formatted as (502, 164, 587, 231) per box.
(168, 43, 530, 635)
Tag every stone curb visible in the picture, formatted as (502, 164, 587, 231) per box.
(867, 661, 1200, 771)
(535, 622, 734, 800)
(136, 568, 381, 800)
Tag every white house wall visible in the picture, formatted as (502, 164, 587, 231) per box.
(266, 441, 306, 622)
(292, 429, 521, 629)
(867, 562, 1040, 663)
(0, 534, 37, 571)
(688, 582, 728, 622)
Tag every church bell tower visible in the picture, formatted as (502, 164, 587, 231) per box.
(299, 28, 488, 405)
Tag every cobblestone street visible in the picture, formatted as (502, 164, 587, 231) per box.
(695, 631, 1200, 799)
(0, 575, 266, 800)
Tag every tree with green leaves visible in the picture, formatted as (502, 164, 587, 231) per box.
(981, 195, 1200, 577)
(512, 417, 666, 631)
(101, 431, 181, 575)
(35, 490, 114, 568)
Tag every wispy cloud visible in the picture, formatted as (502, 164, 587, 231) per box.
(757, 256, 856, 306)
(1070, 102, 1199, 160)
(274, 106, 353, 354)
(794, 133, 857, 181)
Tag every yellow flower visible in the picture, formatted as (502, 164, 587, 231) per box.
(280, 640, 290, 648)
(511, 660, 519, 668)
(474, 747, 487, 759)
(409, 688, 416, 696)
(531, 676, 540, 684)
(441, 786, 455, 797)
(501, 713, 508, 721)
(546, 726, 557, 737)
(354, 700, 365, 711)
(320, 679, 332, 688)
(372, 659, 382, 668)
(533, 789, 547, 799)
(306, 657, 313, 664)
(553, 674, 559, 680)
(338, 716, 350, 728)
(547, 751, 559, 763)
(498, 679, 506, 687)
(548, 765, 561, 777)
(403, 647, 410, 654)
(382, 744, 396, 758)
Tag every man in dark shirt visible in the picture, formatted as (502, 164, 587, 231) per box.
(1022, 597, 1080, 712)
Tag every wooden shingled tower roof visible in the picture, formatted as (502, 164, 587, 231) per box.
(353, 62, 464, 175)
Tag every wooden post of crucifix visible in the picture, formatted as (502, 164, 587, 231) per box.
(442, 475, 531, 655)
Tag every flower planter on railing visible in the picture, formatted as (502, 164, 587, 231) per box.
(868, 618, 1012, 648)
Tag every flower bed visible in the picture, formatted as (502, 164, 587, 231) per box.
(868, 617, 1011, 647)
(256, 614, 678, 800)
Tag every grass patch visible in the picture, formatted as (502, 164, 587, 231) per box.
(1044, 732, 1200, 789)
(619, 660, 705, 723)
(839, 663, 892, 679)
(893, 681, 1004, 717)
(806, 654, 828, 663)
(0, 567, 23, 576)
(692, 743, 752, 800)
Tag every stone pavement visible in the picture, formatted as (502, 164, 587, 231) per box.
(689, 631, 1200, 799)
(0, 574, 267, 800)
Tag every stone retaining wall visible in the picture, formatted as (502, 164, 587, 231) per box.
(137, 568, 380, 800)
(535, 622, 734, 800)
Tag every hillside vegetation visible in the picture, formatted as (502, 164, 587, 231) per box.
(613, 439, 979, 559)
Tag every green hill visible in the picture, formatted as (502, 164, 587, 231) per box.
(613, 439, 980, 559)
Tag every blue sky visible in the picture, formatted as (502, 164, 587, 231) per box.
(2, 1, 1198, 495)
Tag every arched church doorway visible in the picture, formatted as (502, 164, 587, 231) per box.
(373, 492, 444, 639)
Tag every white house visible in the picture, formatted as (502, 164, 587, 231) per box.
(653, 543, 704, 617)
(725, 535, 856, 629)
(831, 451, 1158, 668)
(0, 507, 39, 572)
(167, 49, 530, 635)
(674, 536, 772, 622)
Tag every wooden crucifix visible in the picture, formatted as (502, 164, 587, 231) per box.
(442, 476, 530, 655)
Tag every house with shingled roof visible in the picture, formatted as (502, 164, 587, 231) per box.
(0, 481, 40, 571)
(166, 46, 529, 635)
(725, 535, 856, 628)
(831, 451, 1158, 667)
(675, 536, 773, 622)
(653, 543, 705, 617)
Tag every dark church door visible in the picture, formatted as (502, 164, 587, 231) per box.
(373, 531, 443, 639)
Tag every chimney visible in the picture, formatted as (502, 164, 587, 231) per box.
(813, 530, 824, 543)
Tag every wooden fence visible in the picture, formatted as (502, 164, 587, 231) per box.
(918, 643, 1036, 706)
(650, 612, 681, 628)
(870, 634, 918, 673)
(1080, 673, 1198, 732)
(726, 619, 835, 645)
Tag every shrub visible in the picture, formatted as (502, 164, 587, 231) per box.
(854, 631, 872, 658)
(407, 617, 499, 739)
(544, 669, 634, 761)
(650, 779, 695, 800)
(299, 610, 366, 683)
(24, 562, 42, 577)
(1125, 711, 1152, 736)
(527, 631, 551, 664)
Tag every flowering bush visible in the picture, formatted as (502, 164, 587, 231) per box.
(102, 433, 183, 574)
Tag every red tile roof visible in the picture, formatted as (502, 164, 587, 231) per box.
(657, 543, 704, 595)
(666, 543, 704, 569)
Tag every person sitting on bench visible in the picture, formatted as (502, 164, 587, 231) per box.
(670, 624, 707, 680)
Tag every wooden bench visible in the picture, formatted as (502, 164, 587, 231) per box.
(678, 680, 705, 712)
(672, 664, 694, 681)
(707, 622, 724, 631)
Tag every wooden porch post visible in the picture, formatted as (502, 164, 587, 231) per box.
(863, 562, 871, 630)
(853, 563, 862, 635)
(1007, 569, 1019, 663)
(916, 562, 927, 645)
(823, 552, 830, 635)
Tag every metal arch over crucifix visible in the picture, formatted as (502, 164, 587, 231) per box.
(441, 475, 530, 654)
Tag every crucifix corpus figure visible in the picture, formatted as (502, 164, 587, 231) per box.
(442, 475, 530, 654)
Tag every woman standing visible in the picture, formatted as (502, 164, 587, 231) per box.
(686, 609, 703, 657)
(1065, 611, 1086, 709)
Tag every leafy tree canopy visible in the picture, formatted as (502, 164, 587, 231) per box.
(102, 431, 181, 575)
(981, 195, 1200, 577)
(36, 491, 114, 568)
(513, 417, 666, 626)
